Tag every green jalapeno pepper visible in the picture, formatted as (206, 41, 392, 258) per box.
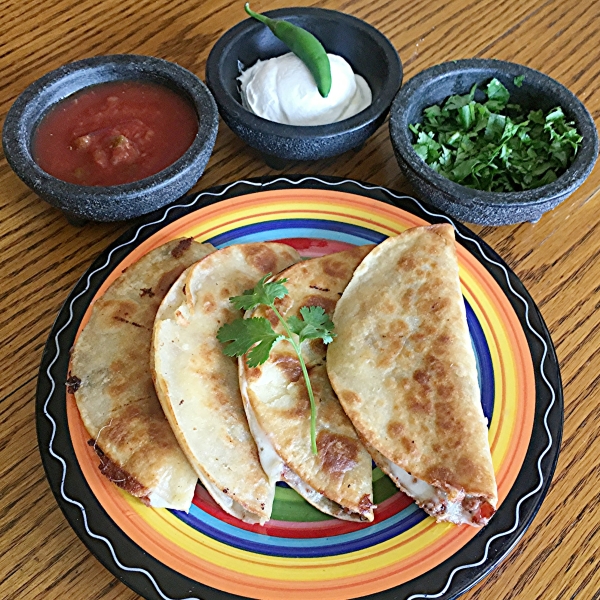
(244, 3, 332, 98)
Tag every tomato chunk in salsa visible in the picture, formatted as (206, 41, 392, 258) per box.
(33, 80, 199, 186)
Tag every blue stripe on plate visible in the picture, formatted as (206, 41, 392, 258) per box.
(466, 300, 495, 423)
(172, 503, 426, 558)
(207, 219, 387, 247)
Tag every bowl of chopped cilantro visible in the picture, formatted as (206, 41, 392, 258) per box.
(389, 59, 598, 225)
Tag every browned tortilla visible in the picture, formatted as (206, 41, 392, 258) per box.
(327, 226, 497, 517)
(241, 245, 376, 521)
(70, 238, 214, 510)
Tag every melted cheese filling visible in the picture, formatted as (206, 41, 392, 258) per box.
(241, 376, 364, 522)
(197, 470, 264, 525)
(150, 439, 268, 522)
(280, 466, 364, 521)
(146, 491, 172, 509)
(241, 376, 286, 487)
(372, 448, 478, 525)
(144, 478, 195, 512)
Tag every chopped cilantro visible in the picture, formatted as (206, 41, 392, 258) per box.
(410, 78, 582, 192)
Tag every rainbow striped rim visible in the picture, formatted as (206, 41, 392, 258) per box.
(62, 188, 535, 599)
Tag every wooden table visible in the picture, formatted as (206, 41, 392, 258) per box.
(1, 0, 598, 598)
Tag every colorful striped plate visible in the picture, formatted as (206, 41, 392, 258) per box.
(37, 177, 562, 600)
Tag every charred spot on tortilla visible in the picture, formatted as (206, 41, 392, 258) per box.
(272, 293, 293, 313)
(156, 266, 189, 296)
(171, 237, 194, 258)
(322, 257, 351, 279)
(88, 440, 149, 501)
(340, 390, 360, 405)
(302, 295, 337, 314)
(113, 315, 146, 329)
(241, 243, 281, 274)
(397, 255, 417, 271)
(264, 307, 279, 328)
(273, 354, 303, 383)
(66, 374, 81, 394)
(316, 431, 359, 475)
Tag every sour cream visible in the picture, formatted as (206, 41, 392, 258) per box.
(238, 52, 372, 126)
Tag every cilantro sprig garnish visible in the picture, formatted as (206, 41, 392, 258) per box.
(410, 77, 582, 192)
(217, 274, 335, 455)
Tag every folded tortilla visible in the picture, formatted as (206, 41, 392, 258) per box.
(70, 238, 215, 511)
(240, 246, 376, 521)
(152, 242, 301, 524)
(327, 225, 497, 526)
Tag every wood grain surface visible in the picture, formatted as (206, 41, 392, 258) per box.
(1, 0, 599, 598)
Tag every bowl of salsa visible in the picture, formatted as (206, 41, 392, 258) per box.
(3, 55, 219, 222)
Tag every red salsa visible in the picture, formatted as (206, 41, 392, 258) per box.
(33, 80, 199, 186)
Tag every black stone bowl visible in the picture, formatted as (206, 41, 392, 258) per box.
(2, 54, 218, 223)
(205, 7, 402, 167)
(389, 59, 598, 225)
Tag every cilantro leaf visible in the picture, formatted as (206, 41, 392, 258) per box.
(217, 317, 284, 367)
(487, 78, 510, 106)
(458, 103, 475, 130)
(287, 306, 336, 345)
(529, 109, 545, 125)
(444, 92, 472, 111)
(545, 107, 565, 122)
(413, 142, 430, 161)
(452, 157, 480, 182)
(514, 75, 525, 87)
(229, 274, 288, 311)
(484, 113, 506, 142)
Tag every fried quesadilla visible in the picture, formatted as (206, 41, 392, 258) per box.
(240, 246, 376, 522)
(69, 238, 215, 510)
(327, 225, 497, 526)
(152, 242, 300, 524)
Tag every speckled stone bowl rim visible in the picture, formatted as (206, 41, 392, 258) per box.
(205, 6, 403, 137)
(389, 58, 599, 209)
(2, 54, 218, 206)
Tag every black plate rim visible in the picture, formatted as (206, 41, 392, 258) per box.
(36, 175, 563, 600)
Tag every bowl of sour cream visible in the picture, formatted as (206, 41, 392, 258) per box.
(206, 7, 402, 166)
